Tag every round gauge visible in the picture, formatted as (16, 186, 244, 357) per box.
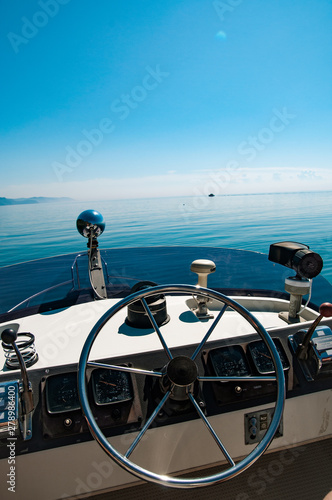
(46, 372, 80, 414)
(92, 369, 133, 405)
(248, 338, 289, 374)
(209, 345, 251, 377)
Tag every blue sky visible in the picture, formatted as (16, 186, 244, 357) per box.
(1, 0, 331, 200)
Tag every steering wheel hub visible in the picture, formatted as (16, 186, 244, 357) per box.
(167, 356, 198, 387)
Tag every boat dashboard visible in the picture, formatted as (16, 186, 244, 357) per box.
(0, 312, 331, 451)
(0, 289, 332, 499)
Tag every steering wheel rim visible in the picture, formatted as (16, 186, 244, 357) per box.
(78, 284, 285, 488)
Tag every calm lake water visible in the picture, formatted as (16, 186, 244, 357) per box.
(1, 191, 332, 281)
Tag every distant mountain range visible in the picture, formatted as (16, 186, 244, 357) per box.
(0, 197, 73, 206)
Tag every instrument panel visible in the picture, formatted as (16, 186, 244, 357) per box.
(2, 319, 332, 462)
(43, 338, 289, 420)
(42, 338, 290, 439)
(45, 369, 134, 414)
(0, 332, 293, 455)
(247, 338, 290, 374)
(46, 372, 80, 414)
(92, 369, 133, 406)
(41, 366, 141, 440)
(209, 345, 251, 377)
(39, 337, 290, 442)
(204, 338, 290, 405)
(207, 338, 289, 378)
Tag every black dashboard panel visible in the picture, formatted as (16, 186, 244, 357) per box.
(40, 365, 142, 440)
(1, 320, 332, 460)
(203, 338, 290, 406)
(45, 369, 134, 415)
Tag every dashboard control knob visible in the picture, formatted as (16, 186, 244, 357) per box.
(249, 426, 257, 437)
(112, 409, 121, 421)
(319, 302, 332, 317)
(63, 418, 73, 428)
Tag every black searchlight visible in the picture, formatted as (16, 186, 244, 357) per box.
(268, 241, 323, 279)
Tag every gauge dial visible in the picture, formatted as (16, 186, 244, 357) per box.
(92, 368, 133, 405)
(46, 372, 80, 414)
(209, 345, 251, 377)
(247, 338, 289, 374)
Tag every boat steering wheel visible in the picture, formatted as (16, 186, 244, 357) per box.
(78, 284, 285, 488)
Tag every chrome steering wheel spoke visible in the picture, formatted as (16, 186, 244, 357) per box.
(87, 360, 163, 378)
(198, 375, 277, 382)
(125, 391, 171, 459)
(141, 297, 173, 360)
(190, 303, 228, 361)
(188, 393, 235, 466)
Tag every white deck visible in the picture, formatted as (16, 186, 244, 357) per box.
(0, 295, 318, 373)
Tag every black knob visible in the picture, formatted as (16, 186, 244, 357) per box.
(1, 328, 17, 345)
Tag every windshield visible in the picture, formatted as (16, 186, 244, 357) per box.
(1, 246, 331, 318)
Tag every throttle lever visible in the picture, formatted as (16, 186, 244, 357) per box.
(296, 303, 332, 360)
(1, 328, 34, 439)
